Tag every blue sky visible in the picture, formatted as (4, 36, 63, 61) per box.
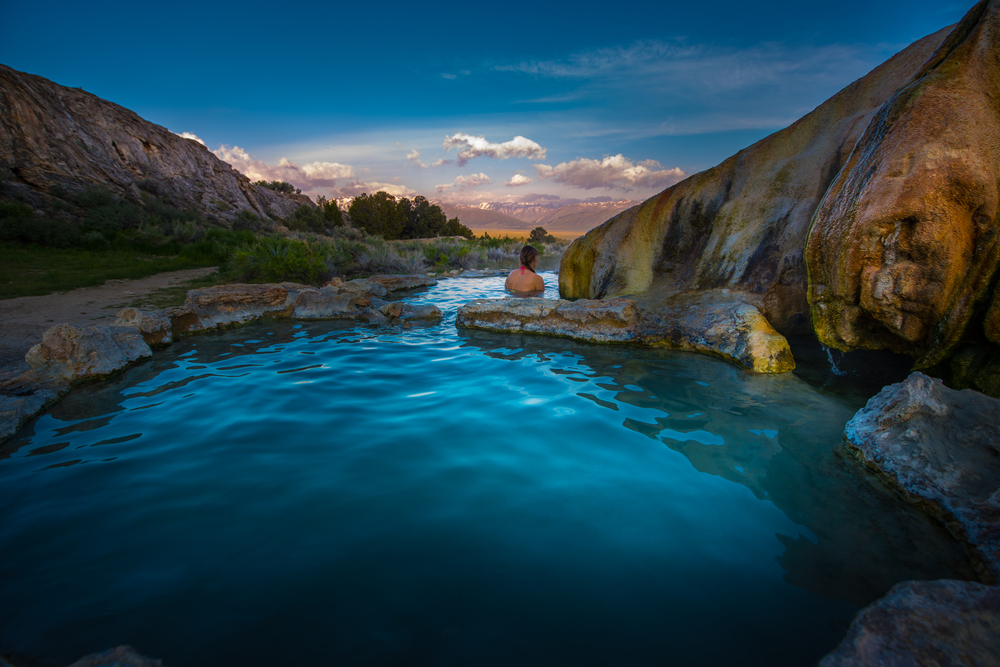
(1, 0, 973, 204)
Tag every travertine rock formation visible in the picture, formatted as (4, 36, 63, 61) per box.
(845, 372, 1000, 582)
(560, 0, 1000, 378)
(0, 64, 311, 222)
(808, 1, 1000, 368)
(456, 290, 794, 372)
(166, 278, 440, 333)
(819, 579, 1000, 666)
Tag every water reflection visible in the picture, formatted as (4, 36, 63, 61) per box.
(459, 329, 976, 607)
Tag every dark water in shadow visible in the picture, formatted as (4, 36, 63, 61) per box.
(0, 274, 974, 666)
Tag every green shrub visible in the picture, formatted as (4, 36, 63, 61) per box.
(288, 204, 326, 234)
(0, 201, 82, 248)
(230, 237, 326, 284)
(232, 210, 264, 232)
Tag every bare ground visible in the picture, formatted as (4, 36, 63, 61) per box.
(0, 267, 218, 381)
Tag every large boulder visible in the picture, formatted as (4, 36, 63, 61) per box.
(558, 20, 953, 333)
(808, 0, 1000, 369)
(25, 323, 151, 382)
(559, 1, 1000, 382)
(819, 579, 1000, 667)
(844, 372, 1000, 582)
(0, 64, 310, 222)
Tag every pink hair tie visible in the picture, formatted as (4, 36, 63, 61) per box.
(520, 267, 525, 275)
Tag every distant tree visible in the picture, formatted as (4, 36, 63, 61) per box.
(528, 226, 556, 245)
(255, 180, 301, 195)
(316, 196, 344, 227)
(442, 216, 475, 239)
(288, 204, 326, 234)
(348, 191, 406, 239)
(399, 195, 451, 239)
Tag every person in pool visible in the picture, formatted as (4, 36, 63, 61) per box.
(505, 244, 545, 295)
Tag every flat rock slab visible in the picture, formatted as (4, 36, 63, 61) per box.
(820, 579, 1000, 667)
(456, 289, 794, 373)
(168, 277, 441, 334)
(457, 297, 639, 343)
(845, 372, 1000, 581)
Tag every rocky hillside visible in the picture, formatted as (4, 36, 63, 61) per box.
(0, 64, 312, 222)
(561, 0, 1000, 392)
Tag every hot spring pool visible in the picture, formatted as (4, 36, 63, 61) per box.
(0, 273, 975, 666)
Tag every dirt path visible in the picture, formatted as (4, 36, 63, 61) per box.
(0, 267, 218, 381)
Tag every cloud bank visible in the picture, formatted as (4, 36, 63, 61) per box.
(334, 180, 417, 198)
(443, 133, 546, 166)
(435, 173, 492, 193)
(214, 145, 355, 190)
(534, 154, 685, 191)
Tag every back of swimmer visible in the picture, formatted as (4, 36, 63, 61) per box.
(505, 245, 545, 294)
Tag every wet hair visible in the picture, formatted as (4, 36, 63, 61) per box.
(519, 245, 538, 272)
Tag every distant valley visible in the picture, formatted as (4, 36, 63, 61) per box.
(438, 199, 639, 234)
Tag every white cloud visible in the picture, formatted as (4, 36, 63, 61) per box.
(534, 154, 685, 191)
(174, 131, 206, 146)
(442, 133, 546, 166)
(214, 145, 354, 190)
(431, 158, 451, 167)
(331, 180, 418, 198)
(505, 174, 533, 187)
(435, 173, 492, 193)
(406, 149, 428, 168)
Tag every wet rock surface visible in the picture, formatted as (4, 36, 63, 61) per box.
(819, 579, 1000, 667)
(845, 372, 1000, 582)
(0, 373, 66, 442)
(457, 290, 794, 373)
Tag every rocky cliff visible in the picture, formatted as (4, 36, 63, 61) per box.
(0, 64, 311, 222)
(560, 0, 1000, 386)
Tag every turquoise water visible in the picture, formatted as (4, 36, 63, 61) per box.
(0, 274, 974, 666)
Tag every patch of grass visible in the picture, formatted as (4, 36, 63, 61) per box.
(128, 271, 226, 309)
(0, 241, 219, 299)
